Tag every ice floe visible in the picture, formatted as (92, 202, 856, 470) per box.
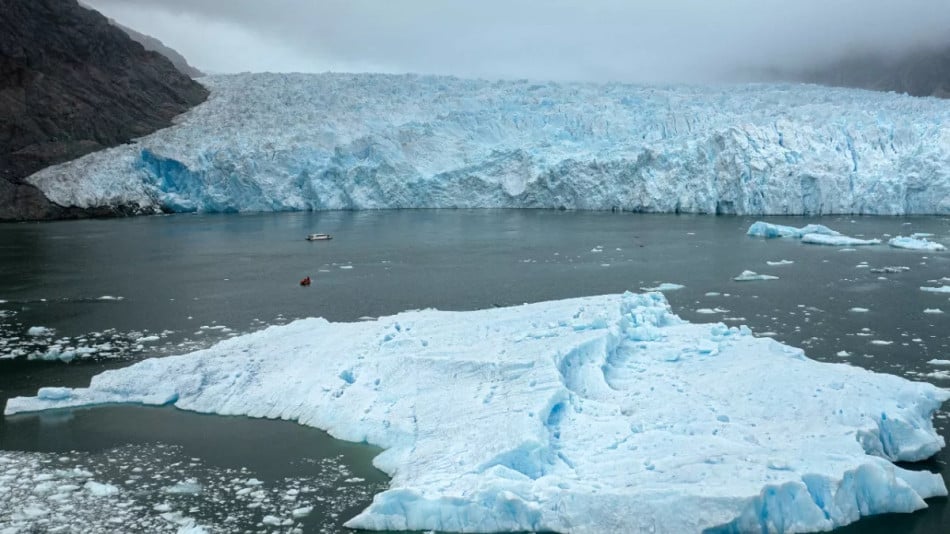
(733, 270, 779, 281)
(800, 233, 881, 246)
(921, 286, 950, 294)
(888, 236, 947, 252)
(5, 292, 948, 533)
(746, 222, 840, 239)
(640, 283, 685, 292)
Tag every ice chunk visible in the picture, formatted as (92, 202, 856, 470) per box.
(27, 326, 52, 336)
(801, 233, 881, 246)
(4, 293, 947, 534)
(640, 283, 684, 292)
(850, 307, 870, 313)
(871, 266, 910, 273)
(747, 222, 840, 239)
(766, 260, 794, 266)
(84, 481, 119, 497)
(23, 74, 950, 216)
(921, 286, 950, 294)
(888, 236, 947, 251)
(734, 270, 779, 281)
(924, 308, 944, 314)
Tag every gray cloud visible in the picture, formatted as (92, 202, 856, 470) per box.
(85, 0, 950, 82)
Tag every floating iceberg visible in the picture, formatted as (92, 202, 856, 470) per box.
(7, 292, 946, 533)
(733, 270, 779, 281)
(800, 233, 881, 246)
(921, 286, 950, 294)
(640, 283, 685, 292)
(746, 222, 840, 239)
(25, 73, 950, 216)
(745, 222, 879, 246)
(888, 236, 947, 252)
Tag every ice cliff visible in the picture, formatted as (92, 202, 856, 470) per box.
(7, 293, 948, 533)
(26, 73, 950, 215)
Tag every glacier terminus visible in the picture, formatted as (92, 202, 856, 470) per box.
(26, 73, 950, 216)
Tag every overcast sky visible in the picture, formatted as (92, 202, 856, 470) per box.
(85, 0, 950, 82)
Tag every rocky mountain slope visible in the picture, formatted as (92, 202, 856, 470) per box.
(0, 0, 207, 220)
(773, 45, 950, 99)
(113, 21, 204, 79)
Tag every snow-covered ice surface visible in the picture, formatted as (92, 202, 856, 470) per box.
(26, 73, 950, 215)
(888, 236, 947, 251)
(7, 292, 948, 533)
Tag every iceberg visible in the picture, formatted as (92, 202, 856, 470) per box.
(888, 236, 947, 251)
(24, 73, 950, 216)
(746, 222, 840, 239)
(745, 222, 881, 247)
(800, 233, 881, 246)
(640, 283, 685, 291)
(921, 285, 950, 294)
(6, 292, 947, 533)
(733, 270, 779, 281)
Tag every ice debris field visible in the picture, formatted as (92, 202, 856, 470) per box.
(0, 444, 381, 534)
(27, 73, 950, 215)
(747, 221, 946, 250)
(7, 292, 949, 533)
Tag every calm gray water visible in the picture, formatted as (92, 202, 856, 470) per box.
(1, 210, 949, 533)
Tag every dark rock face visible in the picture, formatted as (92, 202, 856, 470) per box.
(114, 21, 204, 78)
(0, 0, 208, 221)
(776, 46, 950, 99)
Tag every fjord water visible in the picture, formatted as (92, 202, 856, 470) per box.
(1, 210, 948, 533)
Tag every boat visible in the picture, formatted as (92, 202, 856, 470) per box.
(306, 233, 332, 241)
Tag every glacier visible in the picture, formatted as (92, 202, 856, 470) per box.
(6, 292, 948, 533)
(26, 73, 950, 215)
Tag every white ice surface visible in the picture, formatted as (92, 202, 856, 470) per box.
(6, 293, 947, 533)
(888, 236, 947, 251)
(746, 222, 840, 239)
(921, 286, 950, 294)
(640, 283, 685, 292)
(800, 233, 881, 246)
(25, 73, 950, 215)
(733, 270, 779, 281)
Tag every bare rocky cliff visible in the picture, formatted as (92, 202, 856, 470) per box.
(113, 21, 204, 79)
(0, 0, 208, 221)
(799, 46, 950, 99)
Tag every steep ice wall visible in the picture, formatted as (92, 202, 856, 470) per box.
(27, 73, 950, 215)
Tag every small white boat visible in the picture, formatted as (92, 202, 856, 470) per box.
(306, 233, 332, 241)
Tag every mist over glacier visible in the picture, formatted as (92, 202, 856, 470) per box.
(28, 73, 950, 215)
